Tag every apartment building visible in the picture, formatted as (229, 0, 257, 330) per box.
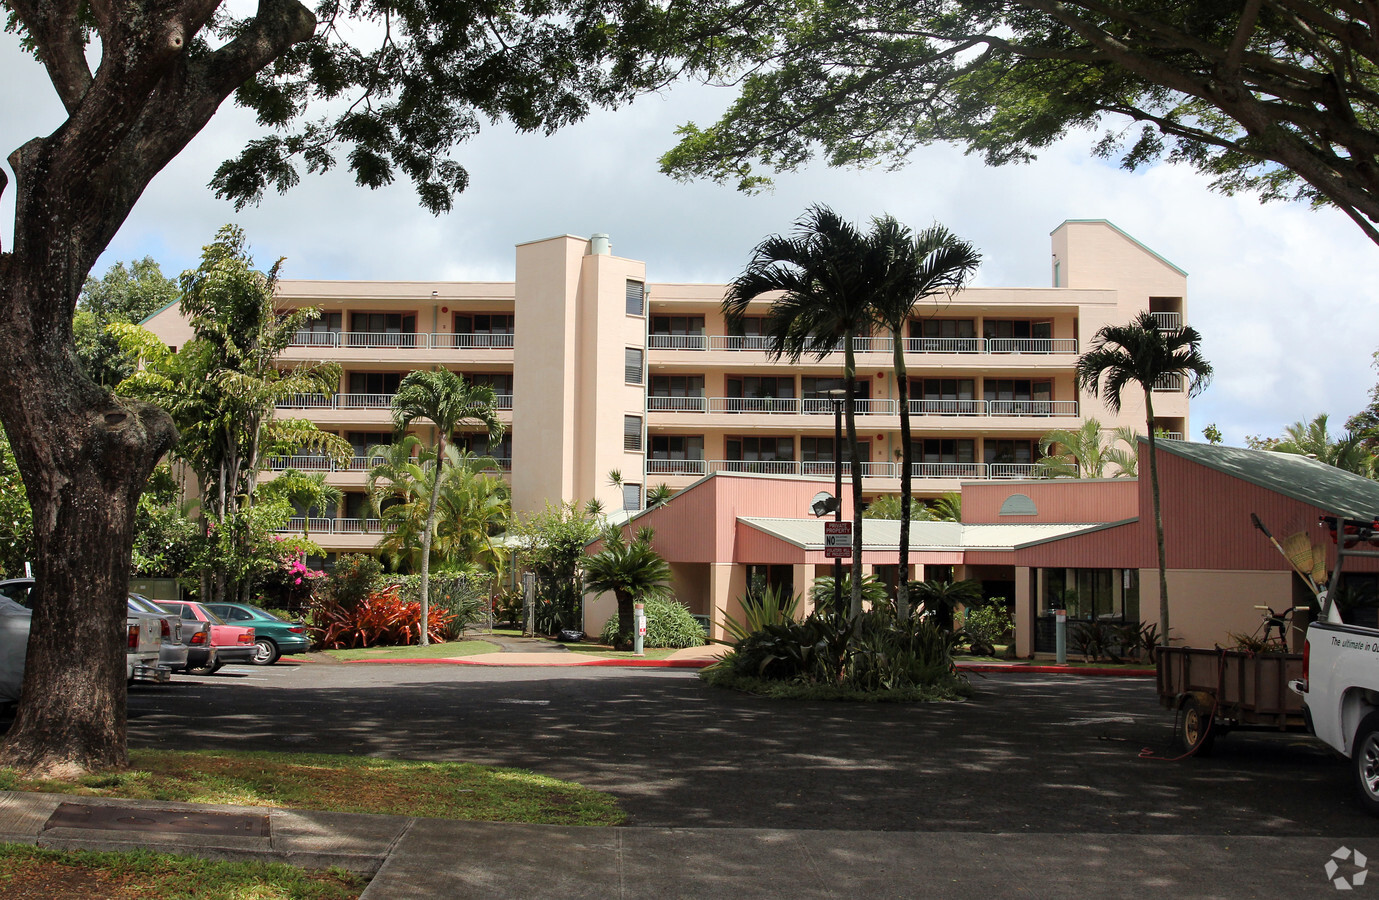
(141, 219, 1191, 559)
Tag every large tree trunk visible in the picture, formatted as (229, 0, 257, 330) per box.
(843, 338, 865, 619)
(892, 331, 911, 621)
(1143, 390, 1170, 648)
(0, 0, 314, 775)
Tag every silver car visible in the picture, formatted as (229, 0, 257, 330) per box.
(129, 593, 189, 674)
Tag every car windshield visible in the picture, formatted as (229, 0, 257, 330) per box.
(198, 606, 227, 626)
(127, 596, 161, 614)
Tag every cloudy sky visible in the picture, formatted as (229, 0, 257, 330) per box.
(4, 29, 1377, 447)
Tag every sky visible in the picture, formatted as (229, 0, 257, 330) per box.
(4, 29, 1378, 447)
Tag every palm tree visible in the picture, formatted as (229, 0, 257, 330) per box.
(582, 528, 674, 650)
(724, 205, 883, 619)
(1270, 413, 1376, 477)
(390, 368, 504, 644)
(869, 217, 981, 621)
(258, 468, 343, 541)
(925, 492, 962, 523)
(1075, 311, 1212, 645)
(1036, 419, 1138, 479)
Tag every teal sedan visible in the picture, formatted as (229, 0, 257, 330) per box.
(203, 603, 312, 665)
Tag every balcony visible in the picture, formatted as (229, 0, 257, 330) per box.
(648, 335, 1077, 356)
(276, 393, 513, 411)
(289, 331, 514, 350)
(1151, 312, 1183, 331)
(265, 455, 512, 473)
(692, 460, 1049, 480)
(1152, 373, 1184, 392)
(647, 397, 1079, 418)
(279, 517, 396, 535)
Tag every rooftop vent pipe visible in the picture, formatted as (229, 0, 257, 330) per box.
(590, 233, 611, 256)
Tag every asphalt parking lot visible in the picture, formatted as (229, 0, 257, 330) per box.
(127, 662, 1376, 838)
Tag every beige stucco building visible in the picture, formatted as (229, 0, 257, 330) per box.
(141, 218, 1192, 559)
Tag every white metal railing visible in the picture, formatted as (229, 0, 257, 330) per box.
(985, 400, 1080, 417)
(647, 459, 709, 476)
(905, 337, 982, 354)
(1153, 373, 1184, 392)
(278, 393, 336, 409)
(432, 332, 514, 350)
(491, 394, 513, 411)
(287, 332, 517, 350)
(346, 455, 385, 471)
(985, 338, 1079, 354)
(1151, 312, 1183, 330)
(679, 335, 1078, 355)
(909, 399, 983, 416)
(801, 398, 897, 415)
(649, 334, 708, 350)
(648, 396, 709, 413)
(279, 518, 397, 535)
(709, 397, 800, 414)
(338, 393, 396, 409)
(267, 455, 333, 472)
(1160, 432, 1185, 441)
(697, 459, 1055, 481)
(342, 332, 426, 350)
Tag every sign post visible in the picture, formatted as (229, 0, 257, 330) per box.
(824, 521, 852, 558)
(633, 602, 647, 657)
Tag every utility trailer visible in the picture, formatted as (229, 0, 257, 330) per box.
(1157, 646, 1307, 754)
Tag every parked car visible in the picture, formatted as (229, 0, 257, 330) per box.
(203, 602, 311, 665)
(1, 577, 166, 684)
(0, 595, 30, 705)
(128, 594, 189, 674)
(154, 600, 255, 673)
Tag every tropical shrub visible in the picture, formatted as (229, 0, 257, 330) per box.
(809, 575, 888, 616)
(720, 585, 801, 642)
(326, 554, 384, 612)
(310, 583, 454, 649)
(391, 572, 490, 638)
(958, 600, 1013, 656)
(491, 588, 523, 627)
(709, 608, 965, 695)
(599, 597, 705, 648)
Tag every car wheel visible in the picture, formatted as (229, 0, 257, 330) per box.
(186, 661, 214, 676)
(252, 638, 280, 666)
(1351, 711, 1379, 815)
(1179, 693, 1217, 756)
(210, 659, 226, 673)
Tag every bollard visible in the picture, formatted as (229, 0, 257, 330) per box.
(633, 602, 646, 657)
(1055, 608, 1067, 666)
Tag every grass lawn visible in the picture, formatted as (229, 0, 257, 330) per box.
(0, 844, 364, 900)
(324, 639, 500, 662)
(0, 750, 624, 826)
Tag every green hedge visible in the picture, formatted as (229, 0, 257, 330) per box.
(601, 597, 705, 648)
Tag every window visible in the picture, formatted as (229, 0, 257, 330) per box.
(650, 316, 704, 335)
(454, 313, 514, 334)
(650, 375, 704, 397)
(457, 432, 512, 460)
(467, 372, 513, 394)
(746, 565, 793, 603)
(800, 438, 870, 463)
(726, 436, 793, 461)
(651, 435, 704, 460)
(300, 312, 342, 333)
(726, 376, 794, 398)
(984, 440, 1038, 465)
(622, 483, 642, 511)
(348, 372, 403, 395)
(625, 347, 644, 384)
(350, 312, 415, 334)
(802, 377, 867, 399)
(916, 439, 975, 463)
(983, 379, 1053, 401)
(626, 280, 645, 316)
(914, 378, 977, 414)
(909, 318, 977, 352)
(347, 431, 394, 456)
(624, 415, 643, 451)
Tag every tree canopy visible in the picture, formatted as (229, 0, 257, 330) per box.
(661, 1, 1379, 245)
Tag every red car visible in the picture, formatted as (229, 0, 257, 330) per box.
(155, 601, 255, 674)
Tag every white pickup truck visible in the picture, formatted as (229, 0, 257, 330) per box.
(1294, 515, 1379, 814)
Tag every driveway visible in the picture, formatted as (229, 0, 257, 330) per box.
(126, 663, 1372, 836)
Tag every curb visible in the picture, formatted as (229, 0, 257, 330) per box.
(958, 663, 1154, 677)
(344, 657, 717, 668)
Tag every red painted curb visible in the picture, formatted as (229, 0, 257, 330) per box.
(343, 656, 717, 668)
(958, 663, 1153, 677)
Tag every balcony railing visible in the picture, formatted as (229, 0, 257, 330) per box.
(265, 455, 512, 473)
(647, 459, 710, 476)
(276, 393, 513, 411)
(649, 397, 1078, 418)
(1151, 312, 1183, 331)
(279, 517, 397, 535)
(1153, 373, 1184, 392)
(656, 335, 1078, 355)
(288, 331, 515, 350)
(700, 460, 1051, 480)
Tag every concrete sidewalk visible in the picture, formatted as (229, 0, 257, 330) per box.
(0, 791, 1352, 898)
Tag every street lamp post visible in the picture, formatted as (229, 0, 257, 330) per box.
(828, 389, 847, 618)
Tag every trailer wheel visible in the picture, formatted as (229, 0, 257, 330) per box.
(1179, 694, 1217, 756)
(1351, 712, 1379, 815)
